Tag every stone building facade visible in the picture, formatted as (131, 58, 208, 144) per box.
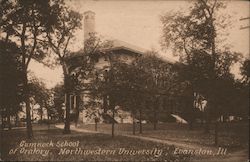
(65, 11, 145, 124)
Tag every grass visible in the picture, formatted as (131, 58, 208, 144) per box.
(0, 124, 190, 161)
(1, 122, 248, 161)
(79, 122, 249, 150)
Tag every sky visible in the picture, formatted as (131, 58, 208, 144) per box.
(29, 0, 250, 88)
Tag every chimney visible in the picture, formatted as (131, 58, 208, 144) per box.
(84, 11, 95, 41)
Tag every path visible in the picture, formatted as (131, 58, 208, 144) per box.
(55, 124, 215, 150)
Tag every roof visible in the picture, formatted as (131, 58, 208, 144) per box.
(109, 39, 146, 55)
(67, 39, 176, 65)
(67, 39, 146, 59)
(84, 10, 95, 15)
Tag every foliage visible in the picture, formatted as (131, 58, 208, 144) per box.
(0, 0, 53, 65)
(29, 77, 50, 108)
(44, 0, 83, 133)
(0, 40, 23, 116)
(160, 0, 246, 121)
(46, 0, 82, 66)
(134, 53, 179, 122)
(28, 76, 51, 119)
(0, 0, 61, 138)
(52, 84, 65, 121)
(240, 59, 250, 84)
(91, 51, 179, 124)
(160, 0, 227, 62)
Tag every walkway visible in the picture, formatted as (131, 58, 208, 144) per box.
(55, 124, 213, 150)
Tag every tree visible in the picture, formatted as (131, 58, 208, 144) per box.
(135, 53, 178, 130)
(45, 1, 82, 134)
(1, 0, 56, 138)
(52, 84, 65, 121)
(67, 34, 114, 135)
(161, 0, 244, 145)
(28, 77, 50, 121)
(0, 40, 23, 130)
(110, 61, 150, 134)
(95, 52, 177, 134)
(240, 59, 250, 84)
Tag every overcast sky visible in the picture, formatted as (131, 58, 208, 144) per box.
(29, 0, 250, 88)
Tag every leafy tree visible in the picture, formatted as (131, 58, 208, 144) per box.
(44, 1, 82, 134)
(52, 84, 65, 121)
(240, 59, 250, 84)
(94, 52, 178, 134)
(0, 40, 23, 130)
(135, 53, 178, 130)
(174, 49, 242, 127)
(161, 0, 244, 145)
(1, 0, 56, 138)
(68, 34, 114, 135)
(111, 61, 150, 134)
(28, 77, 50, 121)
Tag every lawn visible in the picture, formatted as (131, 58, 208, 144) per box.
(0, 124, 190, 161)
(77, 122, 249, 162)
(1, 122, 248, 161)
(78, 122, 249, 150)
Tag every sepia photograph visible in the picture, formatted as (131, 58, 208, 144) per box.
(0, 0, 249, 161)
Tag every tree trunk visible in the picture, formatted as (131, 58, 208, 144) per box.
(40, 106, 43, 121)
(15, 114, 19, 127)
(139, 109, 142, 134)
(25, 96, 33, 138)
(62, 67, 72, 133)
(103, 94, 108, 113)
(132, 112, 135, 135)
(23, 72, 33, 139)
(204, 111, 210, 133)
(5, 32, 9, 43)
(60, 62, 72, 134)
(7, 114, 11, 130)
(199, 101, 204, 127)
(189, 119, 193, 130)
(75, 95, 80, 128)
(188, 87, 195, 130)
(170, 99, 173, 113)
(95, 120, 97, 131)
(210, 5, 218, 145)
(26, 96, 33, 131)
(1, 115, 4, 129)
(6, 105, 11, 130)
(214, 119, 218, 146)
(111, 105, 115, 138)
(189, 108, 194, 130)
(153, 109, 157, 130)
(63, 91, 71, 134)
(46, 103, 50, 130)
(31, 105, 34, 121)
